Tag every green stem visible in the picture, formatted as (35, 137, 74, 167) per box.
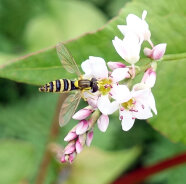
(89, 110, 101, 129)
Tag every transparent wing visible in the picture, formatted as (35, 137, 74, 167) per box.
(56, 42, 81, 76)
(59, 91, 81, 127)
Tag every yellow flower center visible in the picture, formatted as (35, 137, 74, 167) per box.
(121, 98, 134, 110)
(98, 78, 113, 95)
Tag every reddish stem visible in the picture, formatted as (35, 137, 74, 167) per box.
(113, 152, 186, 184)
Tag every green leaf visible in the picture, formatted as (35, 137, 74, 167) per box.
(0, 0, 186, 145)
(0, 140, 35, 184)
(63, 147, 141, 184)
(1, 0, 186, 85)
(24, 0, 107, 52)
(149, 53, 186, 144)
(0, 94, 59, 181)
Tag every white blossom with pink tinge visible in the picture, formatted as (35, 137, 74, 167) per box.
(81, 56, 130, 116)
(118, 10, 152, 45)
(98, 72, 157, 131)
(112, 35, 141, 65)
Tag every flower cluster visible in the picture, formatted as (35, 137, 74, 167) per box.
(61, 10, 166, 163)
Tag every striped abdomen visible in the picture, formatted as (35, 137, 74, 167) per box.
(39, 79, 78, 93)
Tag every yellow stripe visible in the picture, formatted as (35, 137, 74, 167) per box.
(60, 79, 64, 92)
(68, 80, 71, 91)
(53, 81, 56, 92)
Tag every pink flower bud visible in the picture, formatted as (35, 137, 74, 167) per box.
(86, 130, 93, 146)
(64, 141, 76, 154)
(97, 114, 109, 132)
(144, 43, 166, 60)
(61, 154, 66, 163)
(72, 107, 93, 120)
(142, 68, 156, 88)
(76, 120, 89, 135)
(107, 62, 126, 70)
(64, 131, 77, 142)
(152, 43, 166, 60)
(144, 48, 153, 58)
(69, 152, 77, 163)
(75, 140, 83, 154)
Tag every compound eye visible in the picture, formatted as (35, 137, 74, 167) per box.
(92, 84, 98, 93)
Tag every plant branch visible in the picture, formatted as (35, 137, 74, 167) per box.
(35, 93, 68, 184)
(113, 151, 186, 184)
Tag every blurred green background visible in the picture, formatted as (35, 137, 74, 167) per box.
(0, 0, 186, 184)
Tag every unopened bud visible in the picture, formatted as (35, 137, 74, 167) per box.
(144, 43, 166, 60)
(64, 141, 76, 155)
(97, 114, 109, 132)
(86, 130, 94, 146)
(69, 152, 77, 163)
(76, 120, 89, 135)
(72, 107, 93, 120)
(64, 131, 77, 142)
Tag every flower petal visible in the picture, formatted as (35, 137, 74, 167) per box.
(97, 114, 109, 132)
(81, 56, 108, 79)
(148, 91, 157, 115)
(120, 110, 135, 131)
(107, 61, 126, 70)
(112, 35, 141, 64)
(126, 10, 151, 43)
(110, 84, 131, 103)
(141, 68, 156, 88)
(97, 95, 119, 115)
(112, 36, 126, 60)
(132, 101, 153, 119)
(117, 25, 129, 36)
(111, 68, 130, 82)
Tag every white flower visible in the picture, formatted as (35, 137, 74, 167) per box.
(118, 10, 152, 45)
(81, 56, 130, 115)
(112, 35, 141, 64)
(119, 84, 157, 131)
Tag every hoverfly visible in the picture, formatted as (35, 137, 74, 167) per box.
(39, 43, 98, 127)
